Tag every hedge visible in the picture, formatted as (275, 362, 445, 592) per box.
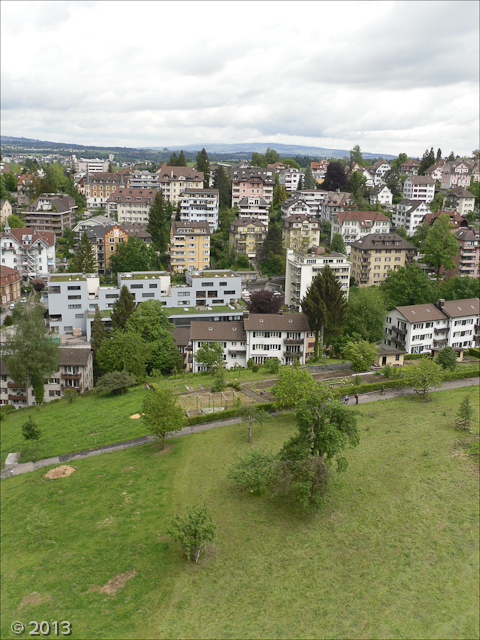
(186, 401, 276, 426)
(468, 348, 480, 358)
(403, 353, 425, 360)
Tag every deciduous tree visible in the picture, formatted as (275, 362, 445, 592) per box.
(380, 263, 435, 308)
(142, 386, 186, 448)
(330, 233, 347, 254)
(97, 330, 147, 381)
(95, 370, 137, 395)
(345, 287, 387, 343)
(272, 366, 317, 409)
(342, 340, 378, 372)
(247, 290, 281, 314)
(322, 161, 348, 192)
(436, 346, 457, 371)
(22, 417, 41, 459)
(109, 235, 158, 275)
(422, 214, 459, 279)
(227, 447, 276, 494)
(404, 356, 444, 400)
(167, 503, 216, 562)
(195, 341, 224, 372)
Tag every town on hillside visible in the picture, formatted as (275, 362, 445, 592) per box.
(1, 144, 479, 407)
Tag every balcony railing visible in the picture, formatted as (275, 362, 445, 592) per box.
(7, 381, 25, 389)
(8, 394, 27, 402)
(61, 373, 81, 380)
(284, 338, 303, 345)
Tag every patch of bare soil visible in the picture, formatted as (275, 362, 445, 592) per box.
(19, 592, 51, 609)
(155, 444, 172, 456)
(45, 465, 76, 479)
(130, 413, 143, 419)
(86, 571, 136, 596)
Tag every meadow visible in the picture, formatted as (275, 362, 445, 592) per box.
(1, 387, 479, 639)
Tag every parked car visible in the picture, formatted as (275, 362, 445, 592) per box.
(9, 304, 15, 310)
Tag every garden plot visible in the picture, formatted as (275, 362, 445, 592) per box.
(177, 388, 255, 417)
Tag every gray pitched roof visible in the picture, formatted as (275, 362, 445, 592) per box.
(243, 312, 309, 332)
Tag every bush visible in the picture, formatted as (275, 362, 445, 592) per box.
(227, 380, 242, 392)
(247, 358, 255, 369)
(227, 447, 276, 494)
(263, 357, 280, 374)
(436, 346, 457, 371)
(468, 348, 480, 359)
(403, 353, 425, 360)
(167, 503, 216, 563)
(63, 388, 77, 404)
(186, 402, 275, 427)
(0, 405, 16, 422)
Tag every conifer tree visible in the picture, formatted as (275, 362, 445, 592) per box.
(91, 306, 107, 381)
(212, 166, 231, 208)
(196, 148, 210, 187)
(70, 231, 97, 273)
(110, 285, 136, 331)
(260, 222, 285, 275)
(301, 265, 347, 359)
(178, 150, 187, 166)
(168, 152, 179, 166)
(303, 165, 317, 190)
(330, 233, 347, 254)
(147, 191, 169, 253)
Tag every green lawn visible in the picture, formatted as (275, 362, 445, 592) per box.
(1, 388, 478, 639)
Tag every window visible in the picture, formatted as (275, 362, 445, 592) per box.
(131, 284, 143, 289)
(149, 283, 158, 288)
(68, 295, 81, 300)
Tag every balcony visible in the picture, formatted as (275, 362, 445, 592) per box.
(285, 350, 303, 357)
(284, 338, 303, 345)
(228, 349, 246, 355)
(434, 328, 448, 335)
(8, 394, 27, 402)
(7, 381, 26, 389)
(61, 385, 82, 393)
(61, 373, 81, 380)
(395, 327, 407, 335)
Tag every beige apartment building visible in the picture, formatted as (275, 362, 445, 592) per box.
(282, 214, 320, 252)
(169, 221, 211, 272)
(156, 164, 204, 204)
(350, 233, 416, 287)
(229, 217, 267, 259)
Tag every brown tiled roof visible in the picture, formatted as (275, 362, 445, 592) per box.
(405, 176, 436, 184)
(172, 327, 190, 348)
(283, 214, 319, 225)
(26, 194, 76, 213)
(0, 227, 55, 247)
(171, 221, 211, 234)
(424, 210, 467, 228)
(229, 217, 267, 228)
(243, 312, 310, 332)
(84, 172, 125, 183)
(189, 321, 246, 341)
(447, 186, 475, 198)
(350, 233, 416, 250)
(335, 211, 390, 225)
(156, 164, 204, 182)
(107, 188, 156, 203)
(395, 303, 447, 323)
(0, 265, 21, 280)
(441, 298, 479, 318)
(59, 348, 91, 366)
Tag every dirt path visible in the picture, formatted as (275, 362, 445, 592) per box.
(2, 377, 478, 479)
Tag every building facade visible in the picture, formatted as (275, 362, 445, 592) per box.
(392, 200, 431, 236)
(231, 167, 275, 208)
(331, 211, 391, 247)
(24, 194, 77, 237)
(0, 265, 22, 304)
(84, 172, 127, 209)
(178, 188, 220, 232)
(106, 188, 156, 226)
(156, 164, 204, 204)
(229, 217, 267, 259)
(282, 214, 320, 252)
(0, 227, 56, 279)
(349, 233, 416, 287)
(402, 176, 436, 203)
(169, 221, 211, 272)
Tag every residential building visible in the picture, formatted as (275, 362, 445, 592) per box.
(392, 200, 431, 236)
(279, 167, 305, 192)
(282, 214, 320, 251)
(46, 269, 242, 337)
(371, 159, 392, 186)
(84, 172, 127, 209)
(322, 191, 353, 221)
(349, 233, 416, 287)
(0, 227, 56, 279)
(399, 158, 420, 176)
(24, 193, 77, 237)
(402, 176, 436, 203)
(178, 188, 220, 232)
(423, 209, 468, 230)
(82, 222, 152, 273)
(72, 215, 112, 245)
(106, 188, 156, 226)
(285, 247, 351, 310)
(442, 186, 476, 215)
(424, 160, 446, 181)
(0, 346, 93, 408)
(190, 321, 247, 371)
(310, 159, 328, 183)
(443, 227, 480, 279)
(298, 190, 330, 215)
(382, 298, 480, 353)
(127, 171, 160, 190)
(281, 197, 314, 219)
(16, 174, 35, 206)
(369, 185, 393, 207)
(230, 167, 275, 208)
(244, 311, 311, 365)
(331, 211, 391, 248)
(0, 265, 22, 304)
(229, 217, 267, 259)
(169, 221, 211, 272)
(156, 164, 204, 204)
(73, 156, 109, 173)
(0, 199, 13, 224)
(361, 167, 375, 187)
(237, 196, 270, 225)
(440, 160, 474, 189)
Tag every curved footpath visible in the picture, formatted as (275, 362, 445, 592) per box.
(2, 377, 478, 479)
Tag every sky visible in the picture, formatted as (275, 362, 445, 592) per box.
(1, 0, 479, 157)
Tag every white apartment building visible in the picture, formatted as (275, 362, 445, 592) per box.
(244, 312, 311, 365)
(392, 200, 431, 236)
(0, 226, 56, 279)
(331, 211, 391, 248)
(73, 157, 110, 173)
(285, 247, 350, 310)
(178, 188, 220, 232)
(279, 167, 305, 192)
(190, 321, 247, 371)
(369, 185, 393, 207)
(382, 298, 480, 354)
(106, 188, 156, 226)
(402, 176, 436, 203)
(128, 171, 160, 190)
(237, 196, 270, 225)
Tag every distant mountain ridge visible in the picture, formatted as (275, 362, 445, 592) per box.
(1, 135, 396, 160)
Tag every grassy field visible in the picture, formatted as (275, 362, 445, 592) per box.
(1, 387, 479, 639)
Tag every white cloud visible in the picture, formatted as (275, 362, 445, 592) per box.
(1, 0, 478, 156)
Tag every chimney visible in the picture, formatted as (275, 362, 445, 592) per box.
(244, 310, 249, 319)
(278, 309, 284, 316)
(437, 299, 445, 309)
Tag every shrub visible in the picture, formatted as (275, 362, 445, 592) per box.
(167, 503, 216, 563)
(227, 447, 276, 494)
(0, 405, 16, 422)
(468, 348, 480, 359)
(263, 357, 280, 374)
(63, 388, 77, 404)
(227, 380, 241, 391)
(436, 346, 457, 371)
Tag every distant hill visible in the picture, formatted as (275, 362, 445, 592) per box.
(0, 136, 395, 161)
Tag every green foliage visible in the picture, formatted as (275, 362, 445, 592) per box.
(147, 191, 169, 253)
(195, 148, 210, 187)
(195, 341, 224, 372)
(422, 214, 459, 279)
(301, 265, 348, 358)
(260, 222, 286, 275)
(2, 305, 60, 404)
(70, 231, 97, 273)
(303, 164, 317, 190)
(455, 396, 474, 430)
(63, 388, 78, 404)
(322, 161, 348, 192)
(97, 330, 147, 381)
(436, 346, 457, 371)
(212, 166, 231, 209)
(2, 315, 13, 327)
(342, 341, 378, 372)
(347, 170, 368, 205)
(263, 357, 280, 374)
(22, 416, 41, 458)
(109, 235, 158, 276)
(380, 263, 435, 308)
(404, 356, 444, 400)
(167, 503, 216, 563)
(247, 290, 281, 314)
(4, 214, 25, 229)
(95, 370, 137, 395)
(468, 348, 480, 358)
(240, 404, 265, 443)
(227, 447, 276, 494)
(142, 386, 186, 448)
(91, 307, 107, 381)
(272, 367, 317, 409)
(436, 275, 480, 302)
(211, 365, 227, 392)
(110, 285, 136, 332)
(418, 148, 436, 175)
(345, 287, 387, 343)
(330, 233, 347, 254)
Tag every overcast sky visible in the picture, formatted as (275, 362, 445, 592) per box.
(1, 1, 479, 157)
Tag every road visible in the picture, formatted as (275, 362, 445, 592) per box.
(2, 376, 478, 479)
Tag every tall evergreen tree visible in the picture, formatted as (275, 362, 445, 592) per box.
(196, 148, 210, 187)
(303, 165, 317, 190)
(70, 231, 97, 273)
(212, 166, 231, 208)
(418, 147, 436, 174)
(147, 191, 169, 253)
(330, 233, 347, 254)
(436, 148, 442, 161)
(322, 162, 348, 192)
(178, 150, 187, 167)
(260, 222, 285, 275)
(167, 152, 179, 166)
(91, 306, 107, 381)
(110, 285, 136, 331)
(301, 265, 347, 359)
